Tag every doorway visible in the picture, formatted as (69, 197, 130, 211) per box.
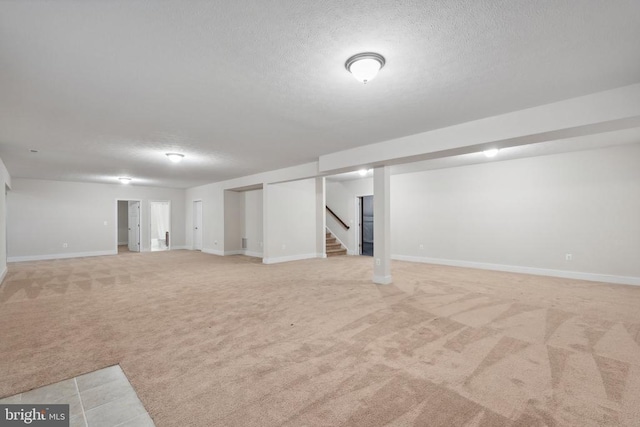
(150, 201, 171, 251)
(193, 200, 203, 251)
(359, 195, 374, 256)
(116, 200, 140, 253)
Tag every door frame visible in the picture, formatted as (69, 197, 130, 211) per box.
(114, 199, 142, 253)
(192, 199, 203, 250)
(149, 200, 171, 251)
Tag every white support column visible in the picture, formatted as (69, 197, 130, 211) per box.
(373, 166, 392, 284)
(315, 177, 326, 258)
(262, 183, 270, 264)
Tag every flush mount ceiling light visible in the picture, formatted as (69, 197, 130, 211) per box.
(358, 168, 373, 176)
(166, 153, 185, 163)
(119, 177, 132, 184)
(345, 52, 385, 84)
(483, 148, 499, 158)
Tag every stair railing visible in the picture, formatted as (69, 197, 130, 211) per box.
(326, 206, 350, 230)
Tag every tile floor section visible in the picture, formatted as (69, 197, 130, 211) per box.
(0, 365, 155, 427)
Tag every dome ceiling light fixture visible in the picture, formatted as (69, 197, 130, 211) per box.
(166, 153, 185, 163)
(119, 177, 132, 184)
(345, 52, 386, 84)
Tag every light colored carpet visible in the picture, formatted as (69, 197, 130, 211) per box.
(1, 251, 639, 426)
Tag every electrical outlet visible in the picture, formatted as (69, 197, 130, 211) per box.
(63, 243, 68, 248)
(282, 244, 286, 250)
(214, 240, 218, 245)
(419, 244, 424, 250)
(565, 253, 572, 261)
(103, 221, 108, 226)
(375, 258, 381, 266)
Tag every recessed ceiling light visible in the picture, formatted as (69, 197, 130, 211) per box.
(119, 177, 132, 184)
(483, 149, 499, 158)
(345, 52, 385, 84)
(166, 153, 185, 163)
(358, 169, 368, 176)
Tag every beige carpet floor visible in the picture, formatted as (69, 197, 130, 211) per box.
(1, 251, 640, 426)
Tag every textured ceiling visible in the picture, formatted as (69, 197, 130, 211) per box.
(1, 0, 640, 188)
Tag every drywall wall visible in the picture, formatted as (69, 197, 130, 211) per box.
(241, 189, 263, 257)
(184, 162, 319, 256)
(326, 177, 373, 254)
(7, 179, 186, 260)
(117, 200, 128, 245)
(263, 179, 317, 263)
(390, 143, 640, 282)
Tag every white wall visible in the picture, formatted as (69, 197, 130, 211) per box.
(7, 179, 186, 261)
(241, 189, 263, 257)
(117, 200, 128, 245)
(263, 179, 317, 263)
(326, 177, 373, 254)
(390, 144, 640, 283)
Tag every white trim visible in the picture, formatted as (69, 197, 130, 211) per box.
(118, 241, 128, 246)
(171, 245, 189, 250)
(373, 275, 393, 285)
(262, 253, 317, 264)
(243, 250, 263, 258)
(0, 265, 7, 284)
(316, 253, 327, 259)
(392, 255, 640, 287)
(202, 248, 224, 256)
(8, 250, 117, 263)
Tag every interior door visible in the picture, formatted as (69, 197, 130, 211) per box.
(128, 201, 140, 252)
(193, 200, 203, 250)
(361, 195, 374, 256)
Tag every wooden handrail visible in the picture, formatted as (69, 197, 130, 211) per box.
(326, 206, 350, 230)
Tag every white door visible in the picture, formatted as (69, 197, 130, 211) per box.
(193, 200, 203, 250)
(128, 201, 140, 252)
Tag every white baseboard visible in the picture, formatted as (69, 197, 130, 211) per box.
(243, 250, 263, 258)
(202, 248, 224, 256)
(8, 250, 118, 263)
(392, 254, 640, 287)
(171, 246, 188, 250)
(118, 241, 128, 246)
(0, 265, 7, 284)
(316, 253, 327, 259)
(262, 253, 317, 265)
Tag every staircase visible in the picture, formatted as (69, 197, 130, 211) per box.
(326, 230, 347, 257)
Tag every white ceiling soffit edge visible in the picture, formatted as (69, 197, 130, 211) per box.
(318, 83, 640, 174)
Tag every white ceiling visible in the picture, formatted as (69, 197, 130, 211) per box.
(1, 1, 639, 188)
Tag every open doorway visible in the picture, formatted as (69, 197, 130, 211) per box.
(359, 195, 374, 256)
(150, 201, 171, 251)
(116, 200, 140, 253)
(193, 200, 203, 251)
